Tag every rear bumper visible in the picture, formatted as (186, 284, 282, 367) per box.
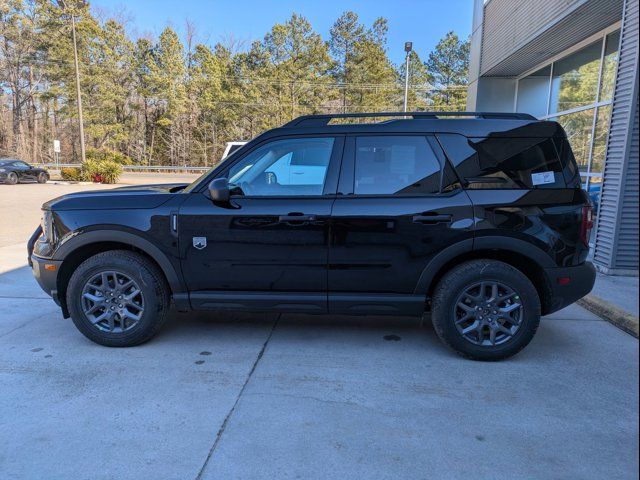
(543, 262, 596, 315)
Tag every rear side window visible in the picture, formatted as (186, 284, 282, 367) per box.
(354, 136, 442, 195)
(437, 134, 567, 189)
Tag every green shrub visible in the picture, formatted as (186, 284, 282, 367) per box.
(95, 160, 122, 184)
(60, 167, 83, 181)
(81, 159, 123, 184)
(86, 147, 133, 165)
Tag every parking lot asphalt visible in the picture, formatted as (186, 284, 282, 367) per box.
(1, 182, 638, 480)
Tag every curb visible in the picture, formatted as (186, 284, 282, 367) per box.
(577, 295, 639, 338)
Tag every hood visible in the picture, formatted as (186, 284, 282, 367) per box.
(43, 183, 188, 211)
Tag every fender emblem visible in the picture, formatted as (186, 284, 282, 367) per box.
(193, 237, 207, 250)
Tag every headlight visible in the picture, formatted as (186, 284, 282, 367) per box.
(0, 168, 6, 172)
(41, 210, 55, 243)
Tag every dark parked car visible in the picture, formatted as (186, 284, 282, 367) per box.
(0, 159, 49, 184)
(28, 112, 596, 360)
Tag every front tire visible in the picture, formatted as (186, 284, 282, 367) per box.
(431, 260, 540, 361)
(37, 172, 49, 183)
(6, 172, 18, 185)
(66, 250, 170, 347)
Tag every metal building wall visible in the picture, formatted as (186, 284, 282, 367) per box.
(480, 0, 623, 76)
(481, 0, 582, 73)
(594, 0, 640, 274)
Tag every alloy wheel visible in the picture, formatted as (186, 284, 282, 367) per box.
(453, 281, 523, 346)
(81, 270, 145, 333)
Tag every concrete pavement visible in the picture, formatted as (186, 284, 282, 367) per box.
(0, 242, 638, 480)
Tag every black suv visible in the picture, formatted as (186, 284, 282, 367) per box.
(29, 112, 596, 360)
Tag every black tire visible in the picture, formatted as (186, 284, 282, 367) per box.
(37, 172, 49, 183)
(431, 260, 540, 361)
(66, 250, 170, 347)
(6, 172, 18, 185)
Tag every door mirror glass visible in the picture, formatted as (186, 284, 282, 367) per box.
(208, 177, 230, 202)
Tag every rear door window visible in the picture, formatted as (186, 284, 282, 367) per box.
(353, 136, 443, 195)
(437, 134, 567, 189)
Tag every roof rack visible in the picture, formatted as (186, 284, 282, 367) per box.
(283, 111, 537, 127)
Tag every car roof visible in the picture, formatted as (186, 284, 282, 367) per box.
(257, 112, 563, 139)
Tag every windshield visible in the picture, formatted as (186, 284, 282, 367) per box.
(183, 165, 219, 193)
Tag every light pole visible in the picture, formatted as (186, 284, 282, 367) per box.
(403, 41, 412, 113)
(60, 0, 86, 163)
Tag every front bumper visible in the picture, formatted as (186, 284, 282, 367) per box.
(543, 262, 596, 314)
(28, 226, 61, 305)
(30, 254, 62, 305)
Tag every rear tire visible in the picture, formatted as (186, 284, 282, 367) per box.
(37, 172, 48, 183)
(431, 260, 540, 361)
(6, 172, 18, 185)
(66, 250, 170, 347)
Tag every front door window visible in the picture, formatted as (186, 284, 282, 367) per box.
(227, 138, 334, 196)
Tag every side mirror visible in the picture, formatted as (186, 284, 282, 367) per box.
(208, 177, 230, 202)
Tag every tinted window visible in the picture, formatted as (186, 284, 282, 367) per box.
(354, 136, 442, 195)
(227, 137, 333, 196)
(438, 134, 567, 189)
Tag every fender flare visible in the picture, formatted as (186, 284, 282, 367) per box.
(414, 236, 555, 295)
(53, 230, 185, 295)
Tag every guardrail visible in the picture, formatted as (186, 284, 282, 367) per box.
(43, 163, 211, 173)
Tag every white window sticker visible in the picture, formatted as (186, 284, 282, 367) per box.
(531, 171, 555, 185)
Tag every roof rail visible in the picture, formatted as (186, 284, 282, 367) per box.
(283, 111, 537, 127)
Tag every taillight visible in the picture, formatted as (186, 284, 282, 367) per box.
(580, 205, 594, 247)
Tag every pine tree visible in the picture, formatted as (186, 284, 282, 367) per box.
(425, 31, 470, 111)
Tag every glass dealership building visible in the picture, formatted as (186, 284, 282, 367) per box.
(468, 0, 639, 275)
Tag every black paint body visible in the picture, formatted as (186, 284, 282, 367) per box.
(29, 117, 595, 319)
(0, 159, 49, 183)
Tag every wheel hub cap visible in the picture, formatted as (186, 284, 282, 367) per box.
(453, 281, 523, 346)
(81, 271, 144, 333)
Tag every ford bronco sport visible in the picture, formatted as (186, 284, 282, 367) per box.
(29, 112, 596, 360)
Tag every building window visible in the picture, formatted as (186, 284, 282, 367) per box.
(599, 31, 621, 103)
(551, 108, 595, 171)
(549, 41, 602, 114)
(516, 66, 551, 118)
(514, 27, 620, 211)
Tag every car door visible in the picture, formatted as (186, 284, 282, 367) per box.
(178, 135, 344, 313)
(11, 161, 33, 181)
(328, 134, 474, 315)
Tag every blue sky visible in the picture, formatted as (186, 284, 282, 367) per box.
(90, 0, 474, 65)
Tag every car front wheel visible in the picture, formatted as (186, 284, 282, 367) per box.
(37, 172, 48, 183)
(6, 172, 18, 185)
(431, 260, 541, 361)
(66, 250, 170, 347)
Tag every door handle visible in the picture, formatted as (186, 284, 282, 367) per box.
(278, 213, 316, 224)
(412, 214, 452, 224)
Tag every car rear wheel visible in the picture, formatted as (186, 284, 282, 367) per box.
(6, 172, 18, 185)
(431, 260, 541, 361)
(66, 250, 170, 347)
(37, 172, 48, 183)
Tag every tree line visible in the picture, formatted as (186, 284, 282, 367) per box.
(0, 1, 470, 166)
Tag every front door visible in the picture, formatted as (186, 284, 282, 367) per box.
(179, 135, 343, 312)
(328, 134, 474, 315)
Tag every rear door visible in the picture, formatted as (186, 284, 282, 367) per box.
(328, 134, 474, 315)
